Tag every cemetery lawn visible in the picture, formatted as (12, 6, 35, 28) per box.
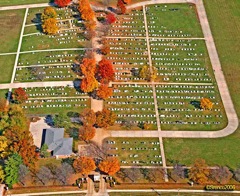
(0, 55, 15, 83)
(0, 9, 25, 53)
(0, 0, 48, 7)
(103, 138, 162, 166)
(164, 0, 240, 169)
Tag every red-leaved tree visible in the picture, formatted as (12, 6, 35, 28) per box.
(106, 13, 116, 24)
(55, 0, 71, 7)
(12, 88, 28, 104)
(98, 58, 115, 82)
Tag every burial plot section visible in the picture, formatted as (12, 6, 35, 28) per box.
(104, 138, 162, 166)
(105, 84, 157, 130)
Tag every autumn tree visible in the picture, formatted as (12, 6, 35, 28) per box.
(98, 58, 115, 81)
(55, 0, 71, 7)
(78, 0, 95, 21)
(189, 158, 210, 184)
(101, 43, 110, 55)
(99, 157, 120, 175)
(12, 87, 28, 104)
(84, 20, 97, 31)
(42, 18, 59, 35)
(0, 98, 7, 112)
(84, 29, 96, 40)
(4, 128, 38, 168)
(41, 7, 59, 35)
(73, 156, 96, 175)
(81, 75, 99, 93)
(79, 125, 96, 141)
(0, 136, 8, 158)
(200, 98, 213, 110)
(97, 83, 113, 100)
(41, 7, 57, 20)
(4, 153, 23, 188)
(0, 165, 5, 183)
(96, 108, 116, 128)
(80, 108, 96, 125)
(106, 13, 116, 24)
(117, 0, 126, 14)
(123, 0, 131, 4)
(211, 166, 233, 184)
(139, 65, 157, 81)
(80, 58, 96, 77)
(0, 104, 28, 133)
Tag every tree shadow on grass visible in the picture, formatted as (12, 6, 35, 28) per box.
(190, 100, 201, 109)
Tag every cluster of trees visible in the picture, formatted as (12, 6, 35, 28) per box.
(41, 7, 59, 35)
(0, 103, 38, 187)
(117, 0, 127, 14)
(79, 56, 114, 99)
(173, 158, 240, 185)
(200, 98, 213, 110)
(73, 156, 120, 176)
(79, 108, 116, 141)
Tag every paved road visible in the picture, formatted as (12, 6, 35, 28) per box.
(0, 3, 50, 10)
(0, 81, 74, 89)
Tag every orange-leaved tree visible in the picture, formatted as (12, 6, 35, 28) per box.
(81, 75, 99, 93)
(101, 43, 110, 55)
(98, 157, 120, 175)
(79, 125, 96, 141)
(95, 108, 116, 128)
(42, 7, 57, 20)
(80, 108, 96, 126)
(73, 156, 96, 175)
(189, 158, 210, 184)
(55, 0, 71, 7)
(84, 20, 97, 31)
(98, 58, 115, 82)
(200, 98, 213, 110)
(97, 83, 113, 100)
(42, 18, 59, 35)
(12, 87, 28, 104)
(78, 0, 95, 21)
(80, 58, 96, 77)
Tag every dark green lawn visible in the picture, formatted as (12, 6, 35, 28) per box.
(0, 0, 49, 7)
(164, 0, 240, 169)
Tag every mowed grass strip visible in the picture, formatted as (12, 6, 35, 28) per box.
(0, 9, 25, 53)
(0, 54, 16, 83)
(164, 0, 240, 169)
(0, 0, 48, 7)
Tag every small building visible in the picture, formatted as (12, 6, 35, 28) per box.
(43, 128, 73, 158)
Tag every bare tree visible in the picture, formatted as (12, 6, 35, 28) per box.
(234, 167, 240, 182)
(140, 168, 156, 182)
(55, 163, 74, 185)
(35, 166, 53, 185)
(171, 164, 185, 182)
(18, 164, 29, 186)
(211, 166, 233, 184)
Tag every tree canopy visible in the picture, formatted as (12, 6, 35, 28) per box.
(98, 157, 120, 175)
(73, 156, 96, 175)
(96, 108, 116, 128)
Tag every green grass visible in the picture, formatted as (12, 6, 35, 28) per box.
(146, 4, 203, 38)
(0, 0, 49, 7)
(0, 55, 15, 83)
(0, 9, 25, 53)
(164, 0, 240, 169)
(0, 90, 8, 99)
(103, 138, 162, 166)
